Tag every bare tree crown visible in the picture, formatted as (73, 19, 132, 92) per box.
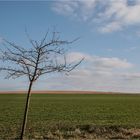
(0, 31, 83, 82)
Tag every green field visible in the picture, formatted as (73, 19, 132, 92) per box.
(0, 93, 140, 139)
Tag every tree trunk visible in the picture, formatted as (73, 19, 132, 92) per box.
(20, 81, 33, 139)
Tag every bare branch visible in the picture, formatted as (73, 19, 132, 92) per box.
(39, 30, 49, 47)
(4, 39, 26, 53)
(0, 31, 83, 82)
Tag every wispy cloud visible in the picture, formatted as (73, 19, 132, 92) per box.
(67, 52, 132, 69)
(52, 0, 97, 21)
(52, 0, 140, 33)
(32, 52, 140, 93)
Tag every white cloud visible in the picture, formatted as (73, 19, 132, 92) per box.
(66, 52, 93, 62)
(52, 0, 140, 33)
(99, 22, 122, 33)
(67, 52, 132, 69)
(120, 72, 140, 80)
(40, 67, 140, 93)
(56, 52, 140, 92)
(52, 0, 97, 21)
(52, 1, 78, 17)
(99, 0, 140, 33)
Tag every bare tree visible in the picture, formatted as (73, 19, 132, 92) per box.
(0, 31, 83, 139)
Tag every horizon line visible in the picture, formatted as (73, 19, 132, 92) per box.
(0, 90, 139, 94)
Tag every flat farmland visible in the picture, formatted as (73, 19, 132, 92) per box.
(0, 93, 140, 139)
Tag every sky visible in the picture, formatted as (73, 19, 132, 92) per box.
(1, 0, 140, 93)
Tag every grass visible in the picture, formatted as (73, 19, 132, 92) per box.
(0, 93, 140, 139)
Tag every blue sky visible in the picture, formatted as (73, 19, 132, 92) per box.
(1, 0, 140, 93)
